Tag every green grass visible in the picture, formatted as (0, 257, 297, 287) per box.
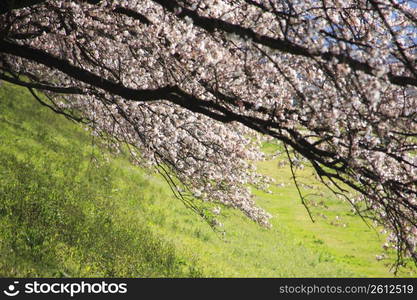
(0, 83, 201, 277)
(0, 81, 415, 277)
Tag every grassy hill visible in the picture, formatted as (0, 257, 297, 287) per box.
(0, 81, 415, 277)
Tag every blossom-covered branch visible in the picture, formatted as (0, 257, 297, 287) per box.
(0, 0, 416, 268)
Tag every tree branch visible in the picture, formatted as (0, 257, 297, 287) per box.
(0, 0, 45, 14)
(0, 73, 84, 94)
(152, 0, 417, 88)
(0, 39, 173, 101)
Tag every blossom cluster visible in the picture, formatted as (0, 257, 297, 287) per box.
(1, 0, 416, 263)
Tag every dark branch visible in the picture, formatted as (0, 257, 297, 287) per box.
(0, 39, 173, 101)
(0, 73, 84, 94)
(0, 0, 45, 14)
(152, 0, 417, 88)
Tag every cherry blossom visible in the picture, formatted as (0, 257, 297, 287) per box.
(0, 0, 416, 268)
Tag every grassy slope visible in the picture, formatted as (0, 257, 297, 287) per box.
(0, 82, 201, 277)
(0, 81, 414, 277)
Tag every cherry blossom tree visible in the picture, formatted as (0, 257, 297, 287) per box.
(1, 0, 416, 268)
